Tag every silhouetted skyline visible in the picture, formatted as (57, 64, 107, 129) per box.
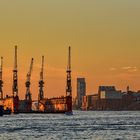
(0, 0, 140, 99)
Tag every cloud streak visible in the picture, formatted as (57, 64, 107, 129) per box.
(109, 66, 139, 73)
(110, 67, 117, 71)
(121, 66, 139, 72)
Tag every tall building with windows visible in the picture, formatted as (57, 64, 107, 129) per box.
(77, 78, 86, 109)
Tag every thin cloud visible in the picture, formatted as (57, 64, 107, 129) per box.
(121, 66, 139, 72)
(110, 67, 117, 71)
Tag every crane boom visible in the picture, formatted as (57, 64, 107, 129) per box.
(27, 58, 34, 82)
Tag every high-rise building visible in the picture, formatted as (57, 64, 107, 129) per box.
(77, 78, 86, 108)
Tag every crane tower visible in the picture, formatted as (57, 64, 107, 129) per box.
(13, 45, 18, 97)
(0, 57, 3, 99)
(38, 56, 44, 101)
(25, 58, 34, 101)
(66, 46, 72, 97)
(65, 46, 73, 114)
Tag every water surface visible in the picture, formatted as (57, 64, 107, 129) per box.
(0, 111, 140, 140)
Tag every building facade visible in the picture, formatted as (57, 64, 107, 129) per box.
(77, 78, 86, 109)
(98, 86, 122, 99)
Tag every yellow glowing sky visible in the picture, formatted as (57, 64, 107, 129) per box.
(0, 0, 140, 99)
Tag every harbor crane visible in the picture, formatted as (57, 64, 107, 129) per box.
(66, 46, 72, 97)
(38, 56, 44, 100)
(25, 58, 34, 100)
(13, 45, 18, 97)
(65, 46, 72, 114)
(0, 57, 3, 99)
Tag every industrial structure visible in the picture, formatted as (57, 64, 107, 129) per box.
(65, 46, 72, 113)
(38, 56, 44, 101)
(0, 44, 140, 114)
(0, 57, 3, 100)
(66, 47, 72, 97)
(13, 45, 18, 97)
(18, 58, 34, 113)
(0, 45, 73, 114)
(2, 46, 19, 113)
(81, 86, 140, 111)
(25, 58, 34, 101)
(37, 46, 72, 114)
(0, 57, 5, 115)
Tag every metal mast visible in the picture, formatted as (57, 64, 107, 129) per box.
(0, 57, 3, 99)
(13, 45, 18, 97)
(66, 46, 72, 97)
(25, 58, 34, 100)
(38, 56, 44, 101)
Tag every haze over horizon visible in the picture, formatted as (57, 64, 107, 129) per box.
(0, 0, 140, 99)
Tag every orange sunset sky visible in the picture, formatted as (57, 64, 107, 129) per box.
(0, 1, 140, 99)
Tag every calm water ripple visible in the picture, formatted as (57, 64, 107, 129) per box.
(0, 111, 140, 140)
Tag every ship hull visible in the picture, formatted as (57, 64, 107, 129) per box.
(1, 96, 19, 114)
(0, 105, 3, 116)
(37, 96, 72, 114)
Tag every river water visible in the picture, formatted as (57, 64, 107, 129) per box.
(0, 111, 140, 140)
